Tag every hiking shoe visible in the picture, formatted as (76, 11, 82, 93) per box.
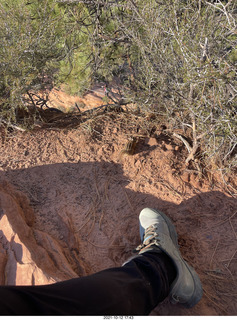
(135, 208, 203, 308)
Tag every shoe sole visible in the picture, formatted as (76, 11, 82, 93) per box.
(145, 208, 203, 308)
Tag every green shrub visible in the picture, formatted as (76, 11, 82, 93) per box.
(0, 0, 236, 171)
(85, 0, 237, 170)
(0, 0, 85, 124)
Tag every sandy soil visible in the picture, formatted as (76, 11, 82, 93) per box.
(0, 89, 236, 315)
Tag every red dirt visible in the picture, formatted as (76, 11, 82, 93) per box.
(0, 88, 236, 315)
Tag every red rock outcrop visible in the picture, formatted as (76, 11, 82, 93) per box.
(0, 182, 84, 286)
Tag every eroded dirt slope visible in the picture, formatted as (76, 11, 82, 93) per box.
(0, 110, 236, 316)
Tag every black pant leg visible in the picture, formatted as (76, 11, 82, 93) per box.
(0, 252, 175, 315)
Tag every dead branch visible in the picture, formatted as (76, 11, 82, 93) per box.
(172, 132, 191, 153)
(1, 120, 26, 132)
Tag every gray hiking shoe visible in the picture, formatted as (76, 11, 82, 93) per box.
(136, 208, 203, 308)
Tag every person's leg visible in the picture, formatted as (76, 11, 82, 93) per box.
(0, 251, 176, 315)
(0, 207, 202, 315)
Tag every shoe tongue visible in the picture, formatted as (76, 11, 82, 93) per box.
(143, 224, 157, 240)
(143, 233, 155, 244)
(143, 235, 150, 242)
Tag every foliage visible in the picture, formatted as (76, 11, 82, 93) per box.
(56, 2, 93, 95)
(0, 0, 87, 123)
(0, 0, 236, 172)
(84, 0, 237, 171)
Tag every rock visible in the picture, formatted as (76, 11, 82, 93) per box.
(0, 182, 85, 286)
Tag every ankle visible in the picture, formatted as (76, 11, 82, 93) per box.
(142, 250, 177, 286)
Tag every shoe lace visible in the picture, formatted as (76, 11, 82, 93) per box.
(135, 224, 160, 252)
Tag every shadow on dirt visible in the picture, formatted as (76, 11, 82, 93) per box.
(0, 160, 236, 315)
